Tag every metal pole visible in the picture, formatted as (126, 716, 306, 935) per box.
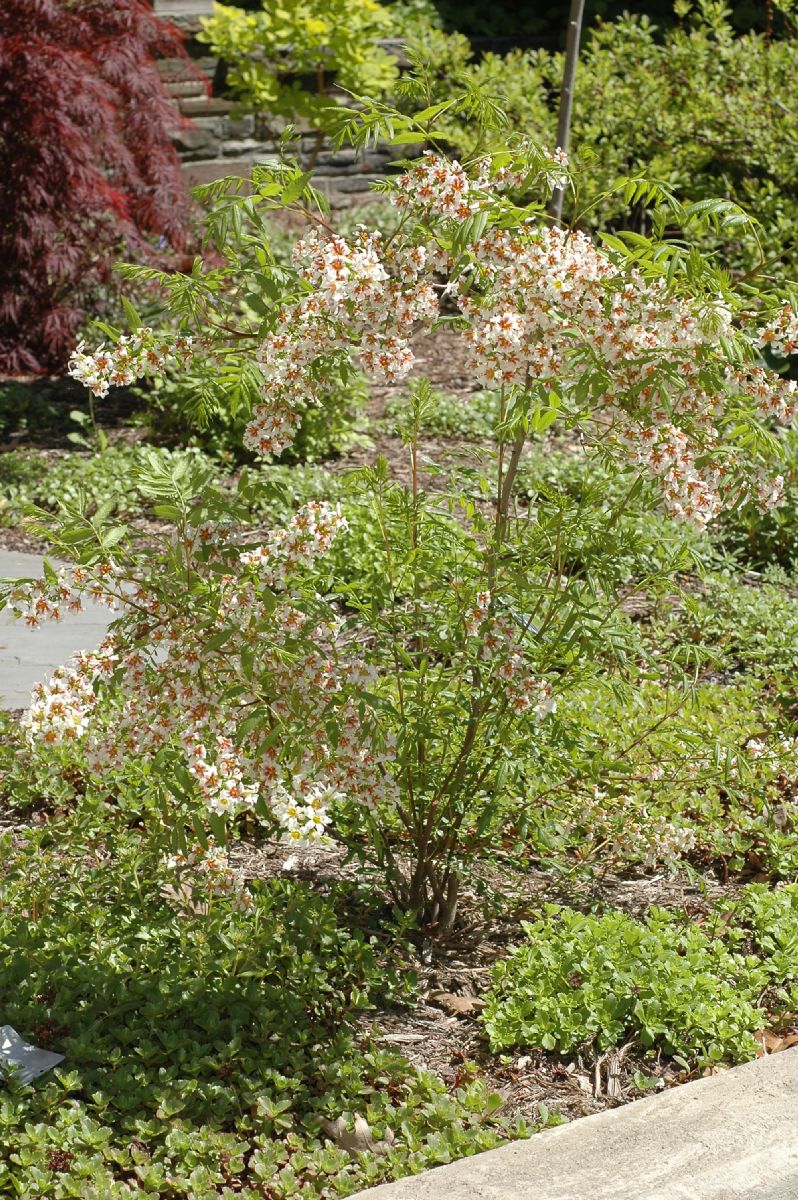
(548, 0, 585, 222)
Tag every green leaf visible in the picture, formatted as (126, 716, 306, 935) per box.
(100, 527, 127, 551)
(280, 170, 314, 206)
(205, 629, 234, 652)
(152, 504, 183, 522)
(121, 297, 142, 332)
(390, 131, 424, 146)
(412, 101, 455, 124)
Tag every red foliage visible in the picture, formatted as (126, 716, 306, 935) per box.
(0, 0, 195, 373)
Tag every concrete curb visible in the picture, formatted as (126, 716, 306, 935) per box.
(352, 1050, 798, 1200)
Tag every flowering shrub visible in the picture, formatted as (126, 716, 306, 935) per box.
(7, 84, 798, 930)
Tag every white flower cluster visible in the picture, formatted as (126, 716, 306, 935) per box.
(14, 497, 399, 835)
(296, 230, 389, 311)
(181, 732, 259, 817)
(727, 365, 798, 426)
(23, 644, 116, 746)
(246, 227, 438, 458)
(620, 421, 724, 526)
(166, 839, 251, 910)
(272, 779, 339, 843)
(752, 468, 786, 511)
(394, 152, 479, 221)
(746, 734, 798, 765)
(756, 305, 798, 358)
(454, 212, 784, 525)
(394, 147, 568, 218)
(633, 813, 698, 871)
(9, 563, 121, 628)
(580, 788, 696, 872)
(321, 698, 398, 811)
(465, 593, 557, 719)
(465, 589, 492, 636)
(462, 223, 616, 389)
(241, 400, 301, 458)
(492, 146, 570, 194)
(67, 331, 193, 398)
(239, 501, 348, 582)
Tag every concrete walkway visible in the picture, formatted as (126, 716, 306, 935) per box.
(353, 1050, 798, 1200)
(0, 550, 114, 709)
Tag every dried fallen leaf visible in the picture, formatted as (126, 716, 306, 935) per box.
(429, 990, 485, 1017)
(773, 803, 791, 832)
(755, 1028, 798, 1056)
(319, 1116, 395, 1157)
(159, 884, 209, 916)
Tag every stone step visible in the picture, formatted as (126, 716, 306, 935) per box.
(166, 79, 209, 99)
(153, 0, 213, 16)
(183, 158, 259, 189)
(157, 56, 216, 82)
(178, 95, 236, 117)
(153, 0, 214, 35)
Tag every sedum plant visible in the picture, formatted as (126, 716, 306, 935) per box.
(481, 904, 769, 1064)
(0, 819, 533, 1197)
(5, 82, 798, 932)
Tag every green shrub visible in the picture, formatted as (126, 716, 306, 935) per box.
(0, 381, 64, 440)
(653, 574, 798, 679)
(482, 904, 768, 1064)
(446, 4, 798, 284)
(0, 445, 220, 524)
(385, 386, 501, 440)
(200, 0, 398, 135)
(397, 0, 782, 41)
(713, 428, 798, 572)
(133, 368, 370, 465)
(236, 465, 392, 596)
(514, 447, 716, 587)
(720, 884, 798, 1006)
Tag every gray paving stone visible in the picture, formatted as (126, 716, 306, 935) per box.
(0, 551, 114, 710)
(352, 1050, 798, 1200)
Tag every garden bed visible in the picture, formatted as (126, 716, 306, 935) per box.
(4, 198, 798, 1197)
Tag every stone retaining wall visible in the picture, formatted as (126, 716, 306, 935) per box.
(153, 0, 401, 208)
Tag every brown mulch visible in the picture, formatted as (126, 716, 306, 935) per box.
(220, 832, 741, 1126)
(0, 520, 47, 556)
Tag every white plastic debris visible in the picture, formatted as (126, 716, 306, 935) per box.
(0, 1025, 64, 1084)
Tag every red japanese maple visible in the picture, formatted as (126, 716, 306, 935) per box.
(0, 0, 194, 373)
